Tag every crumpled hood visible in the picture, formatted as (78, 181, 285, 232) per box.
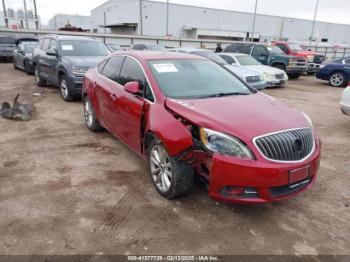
(244, 65, 285, 75)
(64, 56, 106, 68)
(165, 93, 309, 142)
(224, 64, 261, 78)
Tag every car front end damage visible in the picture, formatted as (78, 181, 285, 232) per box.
(164, 97, 321, 204)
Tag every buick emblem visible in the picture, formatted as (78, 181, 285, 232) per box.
(293, 139, 303, 152)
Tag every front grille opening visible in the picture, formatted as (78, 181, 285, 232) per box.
(269, 177, 312, 198)
(254, 128, 314, 162)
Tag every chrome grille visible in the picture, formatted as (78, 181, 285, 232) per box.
(254, 128, 314, 162)
(275, 73, 284, 80)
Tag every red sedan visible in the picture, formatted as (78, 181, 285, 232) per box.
(82, 51, 321, 204)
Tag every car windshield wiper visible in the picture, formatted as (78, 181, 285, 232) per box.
(201, 92, 250, 98)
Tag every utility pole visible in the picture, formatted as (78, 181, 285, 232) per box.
(166, 0, 169, 36)
(1, 0, 8, 28)
(23, 0, 29, 28)
(33, 0, 39, 29)
(279, 17, 285, 39)
(139, 0, 143, 35)
(250, 0, 258, 42)
(310, 0, 319, 45)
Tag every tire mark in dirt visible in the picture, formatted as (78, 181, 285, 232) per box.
(101, 191, 133, 235)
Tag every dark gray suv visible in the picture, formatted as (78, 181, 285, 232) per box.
(33, 35, 110, 101)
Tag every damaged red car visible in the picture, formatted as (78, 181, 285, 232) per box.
(82, 51, 321, 204)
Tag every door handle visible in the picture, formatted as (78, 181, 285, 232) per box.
(110, 93, 119, 101)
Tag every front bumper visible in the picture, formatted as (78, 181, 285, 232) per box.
(340, 104, 350, 116)
(266, 79, 286, 87)
(306, 63, 321, 73)
(286, 65, 307, 74)
(200, 140, 321, 204)
(248, 81, 268, 90)
(68, 75, 83, 97)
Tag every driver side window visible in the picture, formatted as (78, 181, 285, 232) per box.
(119, 57, 154, 102)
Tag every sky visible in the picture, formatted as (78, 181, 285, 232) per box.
(3, 0, 350, 25)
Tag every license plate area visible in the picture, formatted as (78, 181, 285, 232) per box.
(288, 166, 310, 186)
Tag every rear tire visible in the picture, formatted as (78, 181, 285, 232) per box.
(147, 139, 194, 199)
(24, 60, 33, 75)
(34, 65, 47, 87)
(83, 96, 103, 132)
(329, 72, 347, 87)
(59, 74, 75, 102)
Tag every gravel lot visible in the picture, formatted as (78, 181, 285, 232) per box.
(0, 62, 349, 256)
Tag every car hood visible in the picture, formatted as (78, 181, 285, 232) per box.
(64, 56, 106, 68)
(165, 93, 309, 141)
(224, 64, 261, 77)
(243, 65, 285, 74)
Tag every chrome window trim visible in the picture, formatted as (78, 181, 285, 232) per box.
(252, 127, 315, 163)
(96, 54, 156, 104)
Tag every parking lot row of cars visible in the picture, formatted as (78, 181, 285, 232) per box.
(0, 34, 349, 205)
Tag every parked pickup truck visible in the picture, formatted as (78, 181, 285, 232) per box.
(272, 42, 326, 75)
(224, 43, 307, 79)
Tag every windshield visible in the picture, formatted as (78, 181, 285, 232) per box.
(24, 43, 37, 53)
(148, 45, 166, 51)
(59, 40, 109, 56)
(235, 55, 261, 66)
(267, 46, 285, 55)
(0, 37, 16, 45)
(191, 51, 228, 65)
(148, 59, 252, 99)
(289, 44, 304, 51)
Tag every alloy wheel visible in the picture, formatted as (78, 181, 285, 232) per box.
(60, 79, 69, 98)
(84, 99, 93, 128)
(330, 73, 344, 87)
(34, 68, 40, 84)
(150, 145, 173, 193)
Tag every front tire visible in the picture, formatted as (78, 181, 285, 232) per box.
(83, 97, 103, 132)
(148, 139, 193, 199)
(329, 72, 347, 87)
(34, 65, 47, 87)
(59, 74, 75, 102)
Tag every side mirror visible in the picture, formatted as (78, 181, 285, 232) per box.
(46, 49, 57, 56)
(124, 81, 141, 95)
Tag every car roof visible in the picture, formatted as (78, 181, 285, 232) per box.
(112, 51, 207, 61)
(39, 35, 99, 41)
(221, 52, 249, 57)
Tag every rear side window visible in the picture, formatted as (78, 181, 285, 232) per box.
(239, 45, 253, 54)
(252, 46, 268, 56)
(119, 57, 154, 102)
(40, 38, 51, 51)
(101, 56, 125, 83)
(220, 55, 236, 64)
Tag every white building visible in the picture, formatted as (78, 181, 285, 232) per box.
(48, 14, 92, 31)
(90, 0, 350, 44)
(0, 9, 40, 29)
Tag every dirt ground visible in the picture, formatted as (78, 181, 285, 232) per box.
(0, 62, 349, 256)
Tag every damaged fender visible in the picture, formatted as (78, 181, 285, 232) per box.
(145, 104, 193, 157)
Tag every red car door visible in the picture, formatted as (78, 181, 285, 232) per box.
(114, 56, 151, 154)
(94, 56, 125, 136)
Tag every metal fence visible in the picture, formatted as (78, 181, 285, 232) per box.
(1, 28, 350, 60)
